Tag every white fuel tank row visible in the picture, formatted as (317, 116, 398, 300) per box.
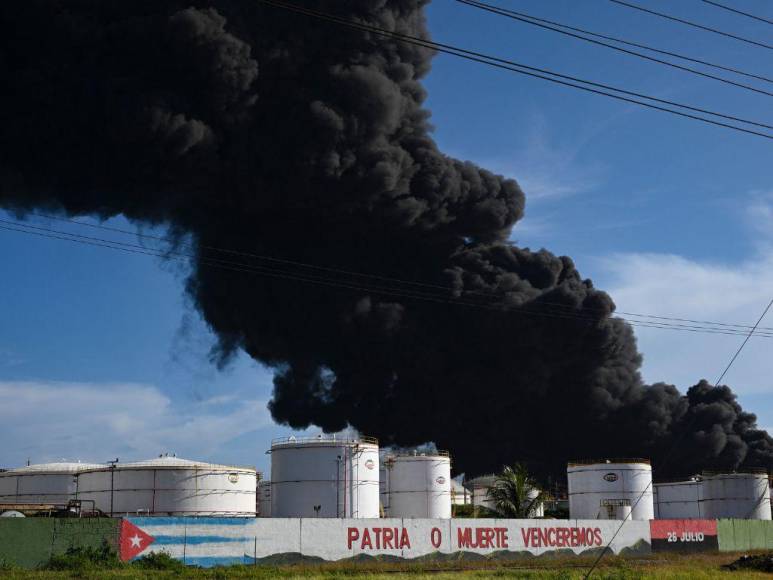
(0, 456, 258, 517)
(266, 436, 454, 519)
(655, 472, 771, 520)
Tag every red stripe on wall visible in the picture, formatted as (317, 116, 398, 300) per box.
(650, 519, 717, 540)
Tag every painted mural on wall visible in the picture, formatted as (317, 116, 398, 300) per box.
(120, 517, 651, 566)
(649, 520, 718, 553)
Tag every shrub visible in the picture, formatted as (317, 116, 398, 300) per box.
(0, 558, 19, 571)
(42, 542, 123, 571)
(131, 551, 187, 571)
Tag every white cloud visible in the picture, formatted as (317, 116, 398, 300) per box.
(592, 191, 773, 414)
(744, 190, 773, 242)
(597, 250, 773, 398)
(0, 381, 271, 468)
(483, 114, 605, 202)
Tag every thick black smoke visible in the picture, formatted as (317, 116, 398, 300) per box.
(1, 0, 771, 479)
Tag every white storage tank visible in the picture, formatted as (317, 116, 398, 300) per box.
(701, 471, 771, 520)
(257, 479, 272, 518)
(0, 462, 104, 505)
(567, 459, 654, 521)
(467, 474, 544, 517)
(76, 455, 257, 516)
(383, 451, 451, 518)
(653, 479, 703, 519)
(270, 434, 379, 518)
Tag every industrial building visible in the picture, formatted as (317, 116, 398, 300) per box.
(450, 479, 471, 506)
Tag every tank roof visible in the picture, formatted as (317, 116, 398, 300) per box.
(653, 476, 701, 485)
(385, 450, 450, 459)
(80, 456, 255, 473)
(567, 458, 651, 467)
(702, 468, 769, 477)
(270, 434, 378, 448)
(1, 462, 104, 474)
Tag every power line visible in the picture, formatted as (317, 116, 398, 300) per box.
(257, 0, 773, 139)
(702, 0, 773, 26)
(456, 0, 773, 85)
(456, 0, 773, 98)
(258, 0, 773, 140)
(586, 296, 773, 577)
(14, 212, 773, 335)
(714, 298, 773, 385)
(4, 215, 773, 339)
(608, 0, 773, 50)
(0, 221, 548, 315)
(3, 220, 689, 333)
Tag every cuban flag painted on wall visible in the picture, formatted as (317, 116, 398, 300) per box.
(120, 517, 253, 567)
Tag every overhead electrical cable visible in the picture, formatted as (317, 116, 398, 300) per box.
(702, 0, 773, 26)
(586, 296, 773, 577)
(0, 220, 681, 331)
(714, 297, 773, 384)
(454, 0, 773, 85)
(608, 0, 773, 50)
(456, 0, 773, 98)
(0, 219, 768, 338)
(256, 0, 773, 140)
(16, 212, 773, 334)
(3, 216, 773, 339)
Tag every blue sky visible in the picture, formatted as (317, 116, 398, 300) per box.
(2, 0, 773, 474)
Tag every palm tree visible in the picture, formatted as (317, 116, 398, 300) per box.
(486, 464, 545, 518)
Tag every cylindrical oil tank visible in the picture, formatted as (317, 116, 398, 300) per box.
(567, 459, 653, 521)
(270, 435, 379, 518)
(653, 479, 703, 519)
(0, 462, 104, 505)
(257, 480, 272, 518)
(468, 474, 544, 517)
(701, 471, 771, 520)
(383, 452, 451, 518)
(76, 455, 257, 516)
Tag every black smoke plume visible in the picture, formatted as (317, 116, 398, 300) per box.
(1, 0, 771, 479)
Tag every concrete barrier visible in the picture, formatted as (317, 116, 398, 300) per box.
(121, 517, 652, 566)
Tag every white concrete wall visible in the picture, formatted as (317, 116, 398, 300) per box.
(124, 516, 651, 565)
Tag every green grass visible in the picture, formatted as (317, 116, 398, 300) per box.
(1, 551, 769, 579)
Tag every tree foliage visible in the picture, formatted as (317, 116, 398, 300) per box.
(486, 464, 545, 518)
